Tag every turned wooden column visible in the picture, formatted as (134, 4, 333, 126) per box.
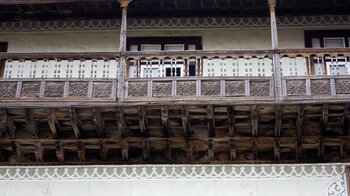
(268, 0, 283, 101)
(117, 0, 132, 101)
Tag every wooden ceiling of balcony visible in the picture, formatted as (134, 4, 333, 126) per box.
(0, 0, 349, 21)
(0, 103, 349, 165)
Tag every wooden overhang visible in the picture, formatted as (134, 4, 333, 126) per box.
(0, 0, 350, 21)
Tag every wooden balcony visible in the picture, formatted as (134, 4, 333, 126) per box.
(0, 49, 349, 165)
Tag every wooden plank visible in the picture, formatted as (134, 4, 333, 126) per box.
(186, 140, 193, 161)
(77, 141, 85, 161)
(165, 141, 172, 161)
(121, 139, 129, 161)
(34, 141, 44, 162)
(116, 107, 126, 137)
(12, 141, 22, 161)
(227, 106, 235, 137)
(297, 106, 304, 136)
(181, 106, 191, 139)
(229, 139, 236, 161)
(251, 105, 258, 137)
(138, 106, 148, 136)
(47, 108, 60, 137)
(274, 106, 282, 137)
(207, 105, 215, 137)
(93, 108, 105, 138)
(321, 104, 329, 135)
(208, 139, 214, 161)
(0, 109, 16, 139)
(274, 138, 280, 160)
(143, 140, 150, 161)
(99, 141, 108, 161)
(55, 141, 64, 162)
(70, 108, 81, 138)
(161, 106, 171, 137)
(25, 109, 38, 138)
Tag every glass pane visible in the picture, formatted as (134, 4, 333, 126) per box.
(324, 38, 345, 48)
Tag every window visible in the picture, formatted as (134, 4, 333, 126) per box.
(305, 30, 350, 48)
(323, 38, 345, 48)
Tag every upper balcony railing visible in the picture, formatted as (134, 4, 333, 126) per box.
(0, 48, 349, 105)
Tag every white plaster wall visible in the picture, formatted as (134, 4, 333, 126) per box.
(0, 178, 335, 196)
(0, 28, 306, 53)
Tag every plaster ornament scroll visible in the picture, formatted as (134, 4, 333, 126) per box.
(328, 174, 347, 196)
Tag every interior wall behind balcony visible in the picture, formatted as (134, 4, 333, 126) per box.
(0, 28, 305, 52)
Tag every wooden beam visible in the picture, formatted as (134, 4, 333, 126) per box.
(34, 141, 44, 162)
(161, 106, 171, 137)
(181, 106, 191, 139)
(251, 105, 259, 137)
(138, 106, 148, 137)
(116, 107, 126, 137)
(25, 109, 38, 138)
(186, 140, 193, 161)
(47, 108, 60, 137)
(252, 138, 258, 160)
(12, 141, 22, 161)
(319, 137, 325, 160)
(207, 105, 215, 137)
(70, 108, 81, 138)
(0, 109, 16, 139)
(55, 141, 64, 162)
(342, 104, 349, 136)
(121, 139, 129, 161)
(99, 141, 108, 161)
(274, 106, 282, 137)
(297, 106, 304, 136)
(93, 108, 105, 138)
(208, 139, 214, 161)
(321, 104, 329, 135)
(273, 138, 280, 160)
(143, 140, 150, 161)
(77, 141, 85, 161)
(296, 139, 302, 160)
(227, 106, 235, 137)
(229, 139, 236, 161)
(165, 141, 172, 161)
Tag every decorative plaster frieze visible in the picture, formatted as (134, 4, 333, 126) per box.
(0, 15, 349, 32)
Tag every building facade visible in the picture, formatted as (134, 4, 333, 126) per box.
(0, 0, 350, 195)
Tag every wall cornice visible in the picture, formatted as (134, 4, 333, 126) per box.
(0, 15, 349, 32)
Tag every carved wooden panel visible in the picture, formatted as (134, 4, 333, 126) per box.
(153, 82, 172, 97)
(201, 81, 221, 96)
(93, 82, 113, 98)
(225, 80, 245, 96)
(177, 81, 196, 96)
(250, 81, 270, 96)
(0, 82, 17, 98)
(335, 79, 350, 94)
(311, 79, 331, 95)
(20, 81, 40, 98)
(68, 82, 89, 97)
(44, 82, 65, 97)
(128, 82, 148, 97)
(286, 80, 306, 96)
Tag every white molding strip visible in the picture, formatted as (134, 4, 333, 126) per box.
(0, 164, 347, 196)
(0, 15, 349, 32)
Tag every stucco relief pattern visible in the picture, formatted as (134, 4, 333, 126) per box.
(68, 82, 89, 97)
(20, 82, 41, 98)
(44, 82, 65, 97)
(286, 80, 307, 96)
(328, 175, 347, 196)
(128, 82, 148, 97)
(225, 80, 245, 96)
(92, 82, 113, 98)
(250, 81, 270, 96)
(0, 82, 17, 98)
(201, 81, 221, 96)
(0, 15, 349, 32)
(311, 80, 331, 95)
(335, 79, 350, 94)
(152, 82, 172, 97)
(176, 81, 196, 96)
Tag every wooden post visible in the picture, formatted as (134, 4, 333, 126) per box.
(117, 0, 132, 101)
(268, 0, 283, 101)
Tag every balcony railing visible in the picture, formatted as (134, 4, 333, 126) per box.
(0, 49, 349, 104)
